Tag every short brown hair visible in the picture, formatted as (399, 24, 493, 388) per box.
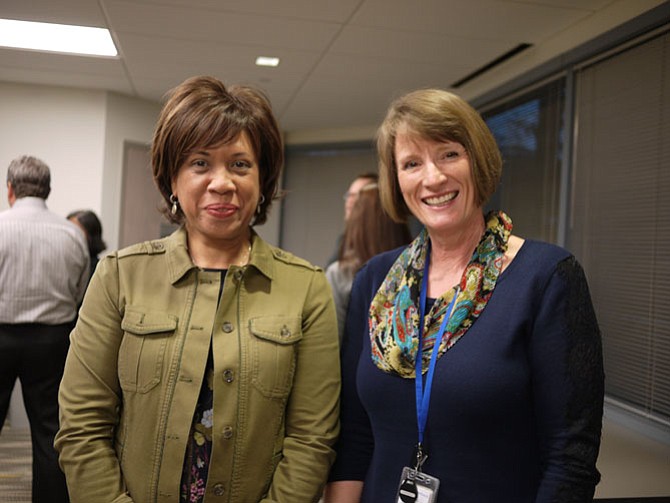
(152, 75, 284, 225)
(7, 155, 51, 199)
(377, 89, 502, 222)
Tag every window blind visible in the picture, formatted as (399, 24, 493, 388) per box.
(569, 29, 670, 424)
(482, 79, 564, 243)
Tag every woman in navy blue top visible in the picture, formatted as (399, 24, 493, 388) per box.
(325, 89, 604, 503)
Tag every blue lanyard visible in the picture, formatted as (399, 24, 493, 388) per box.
(415, 244, 457, 449)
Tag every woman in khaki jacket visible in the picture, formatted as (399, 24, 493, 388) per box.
(55, 75, 341, 503)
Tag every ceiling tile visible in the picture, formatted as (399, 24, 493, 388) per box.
(0, 0, 662, 133)
(351, 0, 597, 42)
(104, 0, 341, 51)
(517, 0, 612, 9)
(117, 32, 321, 101)
(121, 0, 363, 23)
(0, 47, 125, 77)
(0, 66, 132, 96)
(330, 25, 515, 66)
(0, 0, 107, 26)
(280, 52, 473, 129)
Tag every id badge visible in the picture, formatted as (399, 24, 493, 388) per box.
(396, 466, 439, 503)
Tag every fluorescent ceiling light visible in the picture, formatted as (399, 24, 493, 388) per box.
(255, 56, 280, 67)
(0, 18, 117, 57)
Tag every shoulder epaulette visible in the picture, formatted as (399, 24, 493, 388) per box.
(117, 239, 167, 259)
(270, 247, 322, 272)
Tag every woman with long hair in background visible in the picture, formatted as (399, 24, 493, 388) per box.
(326, 182, 411, 343)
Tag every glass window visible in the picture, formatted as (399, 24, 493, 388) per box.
(481, 79, 565, 243)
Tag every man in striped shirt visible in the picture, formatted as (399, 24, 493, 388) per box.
(0, 155, 89, 502)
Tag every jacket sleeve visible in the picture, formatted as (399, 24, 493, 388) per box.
(55, 255, 134, 502)
(327, 264, 375, 482)
(263, 269, 341, 502)
(325, 261, 351, 344)
(531, 256, 604, 502)
(74, 246, 91, 306)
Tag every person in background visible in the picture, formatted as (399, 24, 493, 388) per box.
(0, 155, 90, 503)
(325, 88, 604, 502)
(326, 172, 379, 266)
(326, 182, 411, 342)
(67, 209, 107, 281)
(55, 75, 340, 503)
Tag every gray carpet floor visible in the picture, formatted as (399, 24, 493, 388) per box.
(0, 427, 31, 502)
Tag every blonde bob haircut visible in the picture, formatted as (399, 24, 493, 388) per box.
(377, 88, 502, 223)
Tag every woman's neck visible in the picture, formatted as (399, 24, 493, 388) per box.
(187, 231, 252, 270)
(426, 215, 485, 297)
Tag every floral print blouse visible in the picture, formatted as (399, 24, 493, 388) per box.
(180, 349, 214, 502)
(180, 270, 223, 502)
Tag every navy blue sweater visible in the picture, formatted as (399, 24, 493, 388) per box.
(330, 240, 604, 502)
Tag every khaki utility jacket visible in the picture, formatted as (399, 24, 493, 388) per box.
(56, 227, 340, 503)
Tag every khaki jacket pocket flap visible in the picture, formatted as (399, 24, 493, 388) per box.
(121, 308, 178, 335)
(249, 316, 302, 344)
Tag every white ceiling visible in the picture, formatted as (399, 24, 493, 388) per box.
(0, 0, 662, 133)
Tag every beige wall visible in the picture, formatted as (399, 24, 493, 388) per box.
(0, 82, 106, 217)
(102, 92, 161, 251)
(0, 82, 160, 252)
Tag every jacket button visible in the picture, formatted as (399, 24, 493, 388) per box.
(222, 426, 233, 439)
(222, 322, 233, 333)
(280, 325, 291, 337)
(223, 369, 234, 383)
(212, 483, 225, 496)
(234, 269, 244, 281)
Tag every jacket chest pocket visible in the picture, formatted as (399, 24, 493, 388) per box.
(249, 316, 302, 399)
(118, 308, 178, 393)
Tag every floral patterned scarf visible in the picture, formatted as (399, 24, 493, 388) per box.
(369, 211, 512, 377)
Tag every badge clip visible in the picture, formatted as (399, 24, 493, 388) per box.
(414, 443, 428, 471)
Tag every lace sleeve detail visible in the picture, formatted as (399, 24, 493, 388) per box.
(552, 256, 605, 502)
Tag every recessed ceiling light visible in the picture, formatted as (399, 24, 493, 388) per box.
(255, 56, 280, 67)
(0, 18, 117, 57)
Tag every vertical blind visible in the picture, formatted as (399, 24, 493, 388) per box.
(568, 29, 670, 423)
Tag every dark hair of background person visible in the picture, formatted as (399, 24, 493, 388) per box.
(67, 210, 107, 256)
(6, 155, 51, 199)
(337, 183, 412, 275)
(151, 75, 284, 226)
(376, 88, 502, 223)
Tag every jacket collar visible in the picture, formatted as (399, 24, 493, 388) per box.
(163, 226, 275, 285)
(248, 230, 275, 281)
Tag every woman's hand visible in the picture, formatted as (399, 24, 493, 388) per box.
(322, 481, 364, 503)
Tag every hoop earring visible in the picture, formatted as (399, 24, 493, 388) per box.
(169, 194, 179, 215)
(256, 194, 266, 215)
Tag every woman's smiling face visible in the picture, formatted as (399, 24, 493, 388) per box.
(395, 130, 481, 237)
(171, 131, 260, 250)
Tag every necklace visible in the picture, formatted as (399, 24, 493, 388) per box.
(188, 238, 252, 269)
(236, 242, 252, 267)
